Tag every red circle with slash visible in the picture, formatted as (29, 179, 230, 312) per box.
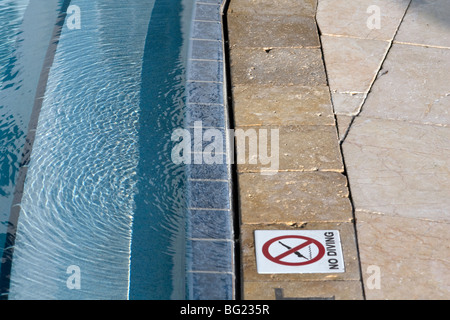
(262, 235, 326, 266)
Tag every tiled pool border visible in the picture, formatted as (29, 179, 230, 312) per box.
(185, 0, 236, 300)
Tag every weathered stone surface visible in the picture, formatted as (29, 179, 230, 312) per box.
(238, 172, 352, 224)
(359, 44, 450, 126)
(243, 280, 364, 300)
(331, 92, 365, 116)
(315, 0, 450, 303)
(228, 14, 320, 48)
(229, 0, 317, 17)
(227, 0, 364, 301)
(240, 223, 361, 283)
(343, 117, 450, 222)
(336, 115, 353, 140)
(321, 35, 390, 94)
(395, 0, 450, 48)
(317, 0, 411, 41)
(229, 47, 327, 86)
(356, 211, 450, 300)
(235, 125, 343, 173)
(232, 85, 335, 126)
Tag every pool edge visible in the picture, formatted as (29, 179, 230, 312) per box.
(185, 0, 236, 301)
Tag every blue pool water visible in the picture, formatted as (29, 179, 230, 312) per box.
(0, 0, 196, 299)
(0, 0, 61, 261)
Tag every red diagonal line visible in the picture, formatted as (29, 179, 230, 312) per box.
(273, 240, 313, 261)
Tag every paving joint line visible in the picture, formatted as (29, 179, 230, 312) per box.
(393, 40, 450, 50)
(355, 208, 450, 225)
(315, 0, 415, 300)
(339, 0, 414, 144)
(316, 7, 366, 300)
(320, 33, 392, 42)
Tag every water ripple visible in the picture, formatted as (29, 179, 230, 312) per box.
(9, 0, 155, 300)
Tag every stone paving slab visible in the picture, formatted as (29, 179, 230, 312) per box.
(359, 44, 450, 126)
(228, 0, 317, 17)
(235, 125, 344, 173)
(335, 115, 353, 140)
(320, 36, 390, 92)
(331, 92, 366, 117)
(228, 14, 320, 48)
(395, 0, 450, 48)
(232, 85, 335, 127)
(243, 280, 364, 300)
(344, 117, 450, 223)
(240, 223, 360, 281)
(306, 0, 449, 300)
(238, 172, 353, 224)
(227, 0, 363, 300)
(321, 35, 390, 115)
(240, 223, 363, 300)
(356, 211, 450, 300)
(229, 47, 327, 86)
(317, 0, 411, 41)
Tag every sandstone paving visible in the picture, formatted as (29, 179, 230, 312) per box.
(228, 14, 320, 48)
(321, 36, 389, 93)
(316, 0, 411, 119)
(229, 47, 327, 86)
(356, 211, 450, 300)
(243, 281, 364, 300)
(317, 0, 411, 41)
(320, 35, 390, 115)
(232, 85, 335, 127)
(330, 92, 366, 117)
(235, 125, 343, 173)
(227, 0, 363, 300)
(240, 223, 362, 299)
(238, 172, 353, 224)
(359, 44, 450, 126)
(395, 0, 450, 48)
(335, 115, 353, 140)
(343, 117, 450, 223)
(228, 0, 317, 17)
(317, 0, 450, 300)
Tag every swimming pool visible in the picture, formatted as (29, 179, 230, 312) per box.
(0, 0, 234, 300)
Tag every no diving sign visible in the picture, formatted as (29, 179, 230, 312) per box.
(255, 230, 345, 274)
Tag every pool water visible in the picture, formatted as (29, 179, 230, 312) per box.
(0, 0, 194, 300)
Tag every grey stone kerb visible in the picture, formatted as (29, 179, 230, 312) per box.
(184, 0, 236, 300)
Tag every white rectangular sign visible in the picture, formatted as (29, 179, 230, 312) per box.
(254, 230, 345, 274)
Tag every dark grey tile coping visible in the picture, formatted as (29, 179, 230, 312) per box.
(188, 180, 230, 210)
(189, 210, 233, 239)
(187, 272, 234, 300)
(188, 240, 234, 273)
(186, 81, 224, 105)
(192, 21, 222, 41)
(188, 59, 223, 83)
(198, 0, 223, 4)
(195, 2, 221, 22)
(187, 126, 227, 153)
(186, 103, 225, 128)
(191, 40, 223, 61)
(188, 163, 229, 180)
(185, 0, 235, 300)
